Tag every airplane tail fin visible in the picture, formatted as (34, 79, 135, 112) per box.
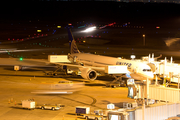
(67, 28, 80, 54)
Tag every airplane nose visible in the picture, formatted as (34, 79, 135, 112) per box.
(146, 72, 154, 79)
(149, 73, 154, 79)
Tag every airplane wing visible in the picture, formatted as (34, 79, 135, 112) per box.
(0, 58, 49, 65)
(0, 58, 57, 69)
(52, 62, 105, 72)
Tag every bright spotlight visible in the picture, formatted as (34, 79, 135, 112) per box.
(131, 55, 136, 60)
(82, 26, 96, 32)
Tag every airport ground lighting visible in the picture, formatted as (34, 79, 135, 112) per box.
(19, 57, 23, 61)
(143, 34, 145, 46)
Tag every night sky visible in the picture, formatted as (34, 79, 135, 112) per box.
(0, 1, 180, 47)
(1, 2, 180, 23)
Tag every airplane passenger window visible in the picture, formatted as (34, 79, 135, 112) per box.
(74, 56, 77, 62)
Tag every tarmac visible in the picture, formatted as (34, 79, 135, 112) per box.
(0, 66, 134, 120)
(0, 19, 180, 119)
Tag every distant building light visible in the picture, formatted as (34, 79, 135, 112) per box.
(57, 26, 61, 28)
(37, 30, 41, 32)
(131, 55, 136, 59)
(156, 26, 160, 29)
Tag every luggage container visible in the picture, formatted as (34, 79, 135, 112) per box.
(22, 100, 35, 110)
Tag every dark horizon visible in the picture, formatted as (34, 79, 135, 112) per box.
(0, 2, 180, 22)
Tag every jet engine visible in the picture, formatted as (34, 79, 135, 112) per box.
(79, 68, 97, 80)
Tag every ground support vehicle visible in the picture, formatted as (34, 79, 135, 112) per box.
(106, 81, 121, 88)
(82, 109, 108, 120)
(83, 114, 107, 120)
(75, 106, 90, 115)
(106, 80, 127, 88)
(22, 100, 35, 110)
(36, 104, 64, 110)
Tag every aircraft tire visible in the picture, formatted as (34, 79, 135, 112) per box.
(95, 117, 98, 120)
(85, 116, 88, 120)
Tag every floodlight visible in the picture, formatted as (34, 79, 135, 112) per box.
(82, 26, 96, 32)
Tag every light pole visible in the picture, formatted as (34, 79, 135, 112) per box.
(142, 80, 146, 120)
(143, 34, 145, 46)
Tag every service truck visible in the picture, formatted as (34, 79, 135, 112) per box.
(83, 109, 108, 120)
(22, 100, 35, 110)
(83, 114, 107, 120)
(75, 106, 90, 115)
(36, 104, 64, 110)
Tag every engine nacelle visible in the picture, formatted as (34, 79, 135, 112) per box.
(79, 68, 97, 80)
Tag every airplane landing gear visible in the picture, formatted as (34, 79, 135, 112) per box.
(106, 75, 127, 87)
(45, 65, 67, 76)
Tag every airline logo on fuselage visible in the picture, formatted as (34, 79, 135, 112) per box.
(116, 61, 132, 68)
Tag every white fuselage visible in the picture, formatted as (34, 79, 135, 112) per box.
(69, 53, 154, 80)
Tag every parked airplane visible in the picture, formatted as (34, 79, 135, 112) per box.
(0, 28, 154, 82)
(52, 28, 154, 81)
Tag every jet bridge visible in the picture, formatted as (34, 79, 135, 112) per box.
(126, 78, 180, 120)
(127, 78, 180, 103)
(141, 54, 180, 85)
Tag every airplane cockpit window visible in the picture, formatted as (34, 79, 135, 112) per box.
(143, 69, 151, 72)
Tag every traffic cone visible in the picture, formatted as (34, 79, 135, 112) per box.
(8, 99, 10, 104)
(15, 101, 16, 105)
(30, 78, 31, 81)
(62, 115, 64, 120)
(11, 98, 13, 103)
